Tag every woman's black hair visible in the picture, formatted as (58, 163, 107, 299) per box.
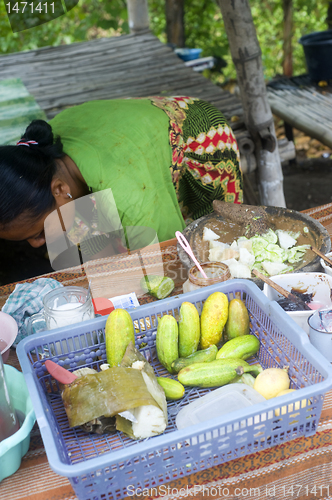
(0, 119, 65, 228)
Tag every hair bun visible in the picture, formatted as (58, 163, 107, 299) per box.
(23, 119, 54, 147)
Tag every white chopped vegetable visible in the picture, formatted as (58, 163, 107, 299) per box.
(203, 227, 220, 241)
(276, 230, 297, 250)
(239, 247, 255, 267)
(131, 405, 167, 439)
(209, 246, 239, 262)
(222, 248, 240, 260)
(209, 247, 225, 262)
(261, 261, 289, 276)
(227, 261, 252, 279)
(209, 240, 230, 250)
(303, 227, 309, 233)
(205, 225, 309, 277)
(237, 238, 253, 252)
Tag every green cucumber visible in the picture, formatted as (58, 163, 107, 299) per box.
(171, 345, 218, 373)
(140, 275, 174, 299)
(178, 301, 200, 358)
(105, 308, 135, 367)
(216, 335, 260, 360)
(178, 358, 254, 388)
(156, 315, 179, 373)
(157, 377, 185, 400)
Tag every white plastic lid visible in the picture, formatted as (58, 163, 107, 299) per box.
(176, 383, 266, 430)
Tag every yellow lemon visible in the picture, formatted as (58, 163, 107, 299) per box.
(253, 367, 290, 399)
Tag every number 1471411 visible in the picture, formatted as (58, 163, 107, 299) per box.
(6, 2, 55, 13)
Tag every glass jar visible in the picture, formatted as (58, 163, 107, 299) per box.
(182, 262, 231, 293)
(27, 286, 95, 333)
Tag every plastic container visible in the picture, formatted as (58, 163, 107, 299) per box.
(320, 251, 332, 277)
(183, 261, 231, 293)
(0, 312, 18, 363)
(0, 365, 36, 482)
(175, 48, 202, 61)
(0, 353, 20, 442)
(262, 272, 332, 335)
(308, 309, 332, 361)
(176, 384, 266, 430)
(17, 279, 332, 500)
(299, 30, 332, 82)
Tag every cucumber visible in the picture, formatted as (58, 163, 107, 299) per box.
(157, 377, 185, 400)
(178, 358, 260, 388)
(200, 292, 229, 349)
(216, 335, 260, 360)
(171, 345, 218, 373)
(140, 275, 175, 299)
(178, 301, 200, 358)
(156, 315, 179, 373)
(224, 298, 250, 340)
(105, 308, 135, 367)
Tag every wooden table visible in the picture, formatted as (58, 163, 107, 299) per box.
(2, 204, 332, 500)
(267, 75, 332, 150)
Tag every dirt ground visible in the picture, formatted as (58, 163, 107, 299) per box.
(0, 122, 331, 287)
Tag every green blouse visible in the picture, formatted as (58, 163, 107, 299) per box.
(49, 99, 186, 243)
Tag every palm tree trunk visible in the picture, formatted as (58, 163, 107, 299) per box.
(218, 0, 286, 207)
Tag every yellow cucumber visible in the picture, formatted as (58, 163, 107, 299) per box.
(216, 334, 260, 360)
(200, 292, 229, 349)
(157, 377, 185, 400)
(178, 358, 255, 388)
(224, 298, 250, 340)
(171, 345, 218, 373)
(156, 315, 179, 374)
(105, 308, 135, 367)
(178, 301, 200, 358)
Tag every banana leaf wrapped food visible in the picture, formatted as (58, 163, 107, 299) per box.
(116, 342, 168, 439)
(61, 343, 167, 439)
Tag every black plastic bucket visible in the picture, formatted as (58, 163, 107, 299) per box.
(299, 30, 332, 82)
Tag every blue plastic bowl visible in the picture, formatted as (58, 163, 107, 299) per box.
(0, 365, 36, 482)
(175, 48, 202, 62)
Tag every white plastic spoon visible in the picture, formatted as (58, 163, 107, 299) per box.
(175, 231, 208, 279)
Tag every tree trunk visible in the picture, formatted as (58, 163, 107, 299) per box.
(218, 0, 286, 207)
(165, 0, 185, 47)
(283, 0, 293, 76)
(127, 0, 150, 34)
(326, 1, 332, 29)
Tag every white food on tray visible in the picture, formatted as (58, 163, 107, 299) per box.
(203, 227, 310, 278)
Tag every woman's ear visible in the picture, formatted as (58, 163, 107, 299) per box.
(51, 178, 71, 206)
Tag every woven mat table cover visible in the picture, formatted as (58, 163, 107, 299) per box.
(1, 205, 332, 500)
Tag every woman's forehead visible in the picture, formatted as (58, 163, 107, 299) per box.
(0, 213, 46, 241)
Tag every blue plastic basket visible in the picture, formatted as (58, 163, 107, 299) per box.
(17, 279, 332, 500)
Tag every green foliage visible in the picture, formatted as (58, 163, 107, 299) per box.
(0, 0, 330, 82)
(149, 0, 329, 81)
(0, 0, 128, 54)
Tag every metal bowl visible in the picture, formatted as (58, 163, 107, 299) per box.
(177, 206, 331, 288)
